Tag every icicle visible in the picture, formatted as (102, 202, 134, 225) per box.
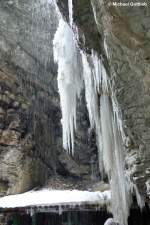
(51, 0, 62, 19)
(91, 0, 99, 26)
(81, 51, 105, 177)
(104, 35, 110, 59)
(100, 93, 131, 225)
(83, 50, 131, 225)
(132, 184, 145, 209)
(81, 51, 100, 129)
(68, 0, 73, 27)
(59, 205, 63, 215)
(53, 18, 82, 154)
(100, 95, 114, 175)
(126, 173, 145, 210)
(92, 50, 102, 94)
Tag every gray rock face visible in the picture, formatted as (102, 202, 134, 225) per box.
(57, 0, 101, 53)
(0, 0, 61, 194)
(0, 0, 100, 195)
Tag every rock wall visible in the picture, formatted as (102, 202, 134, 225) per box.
(0, 0, 59, 194)
(0, 0, 100, 195)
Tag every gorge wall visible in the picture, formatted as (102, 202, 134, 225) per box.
(0, 0, 100, 195)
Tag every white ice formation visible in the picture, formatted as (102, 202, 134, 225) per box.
(53, 18, 82, 154)
(68, 0, 73, 27)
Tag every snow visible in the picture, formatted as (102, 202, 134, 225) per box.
(0, 189, 111, 209)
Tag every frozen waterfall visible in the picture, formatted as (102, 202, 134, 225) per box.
(53, 2, 136, 225)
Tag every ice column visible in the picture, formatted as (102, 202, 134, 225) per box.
(53, 18, 82, 154)
(100, 94, 131, 225)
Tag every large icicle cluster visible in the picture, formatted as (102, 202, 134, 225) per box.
(53, 1, 135, 225)
(100, 94, 131, 225)
(81, 51, 107, 175)
(81, 52, 100, 129)
(81, 51, 131, 225)
(53, 18, 82, 154)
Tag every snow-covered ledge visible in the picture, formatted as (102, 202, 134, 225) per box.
(0, 189, 111, 210)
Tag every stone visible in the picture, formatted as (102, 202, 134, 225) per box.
(6, 109, 19, 125)
(12, 101, 20, 109)
(0, 107, 6, 119)
(0, 129, 20, 146)
(0, 122, 5, 130)
(21, 103, 28, 110)
(0, 94, 11, 105)
(8, 120, 20, 131)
